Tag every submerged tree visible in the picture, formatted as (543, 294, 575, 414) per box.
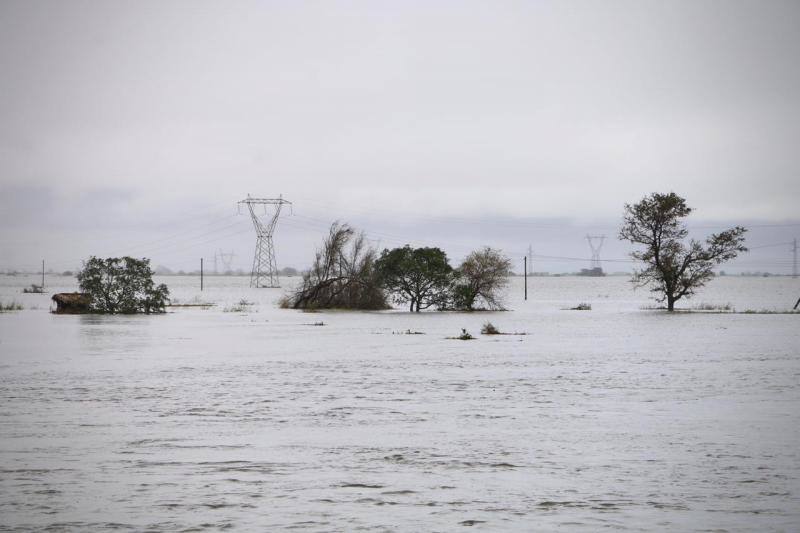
(77, 256, 170, 314)
(619, 192, 747, 311)
(281, 222, 389, 310)
(448, 247, 513, 311)
(375, 245, 453, 312)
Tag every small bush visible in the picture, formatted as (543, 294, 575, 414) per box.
(448, 328, 474, 340)
(223, 299, 255, 313)
(393, 329, 425, 335)
(22, 284, 43, 294)
(693, 302, 732, 311)
(571, 303, 592, 311)
(222, 298, 253, 313)
(481, 322, 501, 335)
(741, 309, 799, 315)
(0, 300, 23, 312)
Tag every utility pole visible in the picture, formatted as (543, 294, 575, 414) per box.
(524, 255, 527, 301)
(793, 238, 797, 279)
(41, 259, 45, 290)
(238, 195, 292, 288)
(200, 258, 204, 291)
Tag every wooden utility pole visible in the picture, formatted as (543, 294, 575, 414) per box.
(793, 238, 797, 279)
(524, 256, 528, 301)
(41, 259, 45, 290)
(200, 258, 204, 291)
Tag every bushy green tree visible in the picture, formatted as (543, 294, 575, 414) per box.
(449, 247, 512, 311)
(619, 192, 747, 311)
(376, 245, 453, 312)
(77, 256, 170, 314)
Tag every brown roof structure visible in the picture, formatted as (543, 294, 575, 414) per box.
(51, 293, 91, 314)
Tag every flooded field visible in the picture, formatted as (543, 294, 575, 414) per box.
(1, 274, 799, 531)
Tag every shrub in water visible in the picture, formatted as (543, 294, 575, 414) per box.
(481, 322, 501, 335)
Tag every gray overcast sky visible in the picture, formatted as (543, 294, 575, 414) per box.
(1, 0, 799, 273)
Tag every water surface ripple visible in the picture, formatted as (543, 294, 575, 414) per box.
(1, 275, 799, 531)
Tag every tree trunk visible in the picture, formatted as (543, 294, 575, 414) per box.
(667, 294, 675, 311)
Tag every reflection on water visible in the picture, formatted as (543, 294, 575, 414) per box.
(0, 275, 799, 531)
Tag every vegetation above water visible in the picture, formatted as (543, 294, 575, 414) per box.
(481, 322, 501, 335)
(0, 300, 23, 312)
(280, 222, 389, 311)
(446, 248, 513, 311)
(677, 308, 799, 315)
(281, 222, 512, 312)
(619, 192, 747, 311)
(448, 328, 475, 340)
(77, 256, 170, 314)
(479, 321, 528, 335)
(375, 245, 453, 312)
(223, 299, 254, 313)
(22, 284, 43, 294)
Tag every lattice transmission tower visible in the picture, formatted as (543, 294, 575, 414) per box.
(214, 249, 236, 274)
(586, 234, 606, 270)
(238, 195, 292, 288)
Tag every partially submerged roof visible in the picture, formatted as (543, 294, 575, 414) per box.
(52, 292, 91, 305)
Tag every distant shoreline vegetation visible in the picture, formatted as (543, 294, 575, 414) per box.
(0, 270, 793, 278)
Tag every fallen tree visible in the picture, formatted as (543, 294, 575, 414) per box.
(280, 222, 389, 310)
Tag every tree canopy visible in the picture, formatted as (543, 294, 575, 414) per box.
(77, 256, 170, 314)
(449, 247, 513, 311)
(619, 192, 747, 311)
(376, 245, 453, 312)
(281, 223, 513, 312)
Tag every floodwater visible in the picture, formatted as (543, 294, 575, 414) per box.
(1, 274, 799, 531)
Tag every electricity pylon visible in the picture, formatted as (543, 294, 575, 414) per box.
(238, 195, 291, 288)
(586, 234, 606, 270)
(215, 249, 236, 274)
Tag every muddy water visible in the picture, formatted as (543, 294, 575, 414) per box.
(1, 275, 799, 531)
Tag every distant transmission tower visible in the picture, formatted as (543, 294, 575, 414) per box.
(215, 249, 236, 274)
(238, 195, 292, 288)
(586, 234, 606, 270)
(527, 243, 534, 274)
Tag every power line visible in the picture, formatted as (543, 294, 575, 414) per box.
(748, 241, 795, 249)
